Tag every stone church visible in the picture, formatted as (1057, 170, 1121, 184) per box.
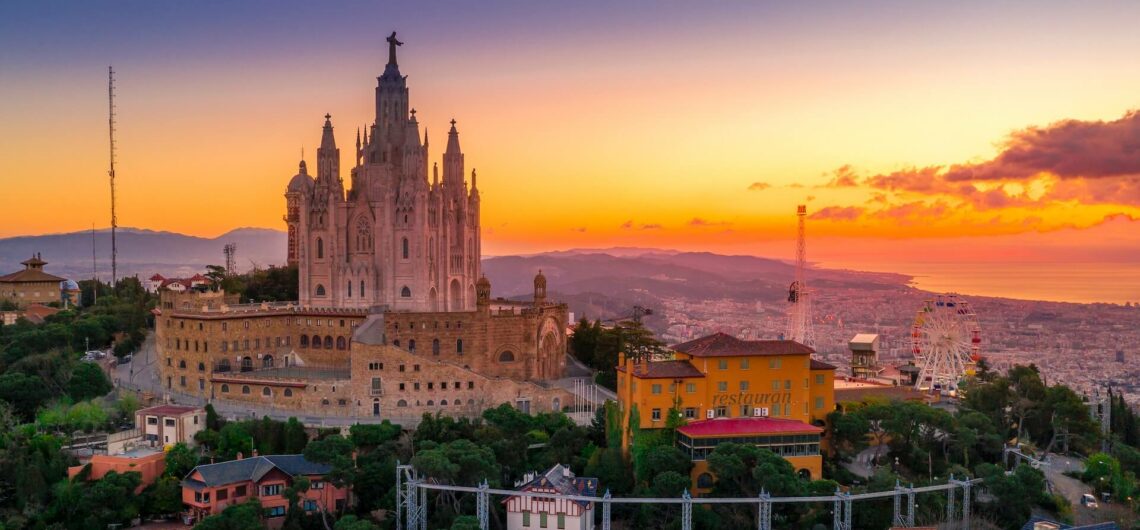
(153, 34, 573, 420)
(286, 32, 480, 312)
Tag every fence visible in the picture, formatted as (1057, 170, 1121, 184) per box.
(395, 464, 980, 530)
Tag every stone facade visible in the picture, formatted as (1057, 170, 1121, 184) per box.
(0, 254, 65, 308)
(286, 34, 481, 313)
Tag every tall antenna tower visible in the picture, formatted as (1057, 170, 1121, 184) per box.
(91, 223, 98, 305)
(108, 66, 118, 287)
(785, 204, 815, 348)
(223, 243, 237, 275)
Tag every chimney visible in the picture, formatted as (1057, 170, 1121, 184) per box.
(252, 449, 258, 457)
(563, 466, 570, 478)
(210, 457, 215, 464)
(236, 452, 243, 460)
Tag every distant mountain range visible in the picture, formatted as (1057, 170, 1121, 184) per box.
(0, 227, 285, 281)
(0, 227, 908, 325)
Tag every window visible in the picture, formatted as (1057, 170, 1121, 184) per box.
(432, 339, 440, 355)
(771, 380, 780, 391)
(303, 500, 318, 511)
(371, 377, 382, 394)
(784, 379, 792, 390)
(815, 374, 825, 385)
(198, 378, 205, 390)
(815, 396, 824, 410)
(178, 360, 186, 369)
(402, 237, 409, 259)
(360, 280, 365, 296)
(428, 382, 434, 390)
(651, 408, 661, 421)
(315, 284, 326, 296)
(348, 281, 352, 297)
(262, 387, 271, 397)
(684, 407, 697, 419)
(397, 399, 408, 407)
(221, 384, 229, 393)
(408, 339, 415, 353)
(716, 381, 728, 392)
(697, 473, 714, 488)
(284, 388, 293, 397)
(401, 286, 411, 298)
(324, 336, 333, 349)
(266, 506, 285, 518)
(262, 484, 282, 496)
(740, 404, 751, 417)
(180, 376, 186, 387)
(468, 381, 474, 389)
(686, 382, 697, 393)
(399, 364, 405, 372)
(235, 485, 247, 497)
(717, 359, 728, 370)
(316, 237, 324, 259)
(741, 359, 750, 369)
(651, 384, 662, 395)
(337, 336, 347, 350)
(311, 481, 324, 489)
(740, 381, 750, 391)
(769, 358, 782, 369)
(242, 385, 250, 394)
(558, 514, 565, 529)
(456, 339, 463, 354)
(147, 417, 158, 425)
(399, 383, 406, 391)
(715, 406, 727, 417)
(217, 488, 228, 500)
(540, 513, 548, 528)
(523, 512, 531, 527)
(804, 378, 810, 388)
(499, 350, 514, 362)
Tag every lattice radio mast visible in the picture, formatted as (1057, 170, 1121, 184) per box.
(108, 66, 118, 287)
(223, 243, 237, 275)
(785, 205, 815, 348)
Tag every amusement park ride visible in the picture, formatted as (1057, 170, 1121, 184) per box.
(910, 293, 982, 393)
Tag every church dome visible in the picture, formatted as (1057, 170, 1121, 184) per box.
(62, 279, 79, 290)
(288, 171, 313, 192)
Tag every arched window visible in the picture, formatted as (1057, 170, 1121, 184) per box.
(697, 473, 714, 489)
(440, 400, 448, 406)
(321, 399, 330, 406)
(467, 399, 475, 406)
(356, 218, 371, 251)
(263, 355, 274, 368)
(408, 339, 416, 353)
(197, 362, 205, 371)
(335, 336, 345, 350)
(312, 335, 321, 349)
(427, 400, 434, 406)
(284, 388, 293, 397)
(401, 286, 411, 298)
(315, 284, 326, 297)
(262, 387, 272, 397)
(553, 397, 561, 411)
(498, 350, 514, 363)
(393, 340, 400, 348)
(217, 359, 231, 372)
(241, 356, 253, 371)
(397, 399, 408, 407)
(324, 336, 333, 349)
(402, 238, 409, 259)
(221, 384, 229, 393)
(456, 339, 463, 354)
(316, 237, 324, 259)
(348, 281, 352, 298)
(178, 360, 186, 368)
(432, 339, 440, 356)
(242, 385, 251, 395)
(300, 335, 309, 347)
(360, 280, 365, 297)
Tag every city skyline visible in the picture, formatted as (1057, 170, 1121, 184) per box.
(3, 1, 1140, 303)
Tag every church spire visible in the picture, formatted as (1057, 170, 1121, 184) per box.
(445, 119, 461, 154)
(320, 114, 336, 150)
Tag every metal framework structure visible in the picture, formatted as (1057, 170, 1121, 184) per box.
(223, 243, 237, 275)
(395, 468, 982, 530)
(911, 293, 981, 392)
(785, 205, 815, 348)
(107, 66, 119, 287)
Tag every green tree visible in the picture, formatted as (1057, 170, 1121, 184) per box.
(165, 442, 198, 478)
(218, 422, 255, 461)
(194, 499, 264, 529)
(335, 515, 381, 530)
(143, 476, 184, 516)
(67, 362, 112, 401)
(450, 515, 481, 530)
(284, 416, 310, 454)
(0, 372, 51, 421)
(976, 463, 1048, 529)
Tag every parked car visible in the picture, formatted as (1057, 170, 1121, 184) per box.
(1081, 493, 1098, 509)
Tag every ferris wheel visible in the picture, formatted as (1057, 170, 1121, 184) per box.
(910, 293, 981, 393)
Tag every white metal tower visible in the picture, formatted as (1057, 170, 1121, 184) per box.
(785, 205, 815, 348)
(108, 66, 118, 287)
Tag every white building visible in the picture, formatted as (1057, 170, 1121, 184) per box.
(504, 464, 597, 530)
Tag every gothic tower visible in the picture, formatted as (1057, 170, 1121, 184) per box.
(288, 33, 481, 312)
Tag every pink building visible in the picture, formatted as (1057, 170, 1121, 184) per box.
(181, 453, 348, 528)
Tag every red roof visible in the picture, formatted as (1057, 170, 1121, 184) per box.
(138, 405, 200, 416)
(672, 332, 814, 358)
(677, 417, 822, 437)
(149, 274, 165, 281)
(616, 360, 704, 379)
(810, 359, 837, 370)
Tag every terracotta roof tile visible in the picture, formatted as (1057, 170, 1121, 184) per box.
(0, 268, 66, 283)
(672, 332, 814, 357)
(617, 360, 704, 379)
(810, 359, 837, 370)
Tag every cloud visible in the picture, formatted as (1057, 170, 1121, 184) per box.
(689, 217, 732, 227)
(570, 227, 587, 233)
(748, 181, 772, 191)
(787, 183, 805, 188)
(822, 165, 860, 187)
(806, 195, 816, 202)
(809, 206, 864, 221)
(640, 223, 663, 230)
(620, 220, 633, 229)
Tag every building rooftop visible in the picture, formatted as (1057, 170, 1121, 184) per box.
(185, 454, 332, 488)
(672, 332, 814, 358)
(138, 404, 201, 416)
(507, 464, 598, 508)
(810, 358, 837, 370)
(616, 360, 704, 379)
(677, 417, 823, 438)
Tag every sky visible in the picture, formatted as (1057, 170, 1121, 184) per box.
(2, 1, 1140, 302)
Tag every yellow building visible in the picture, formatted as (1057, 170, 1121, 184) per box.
(617, 332, 835, 492)
(0, 254, 65, 308)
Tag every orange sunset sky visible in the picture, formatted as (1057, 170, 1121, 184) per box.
(2, 2, 1140, 301)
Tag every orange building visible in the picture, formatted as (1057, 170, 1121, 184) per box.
(617, 332, 835, 487)
(677, 417, 824, 494)
(181, 453, 348, 528)
(67, 449, 166, 493)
